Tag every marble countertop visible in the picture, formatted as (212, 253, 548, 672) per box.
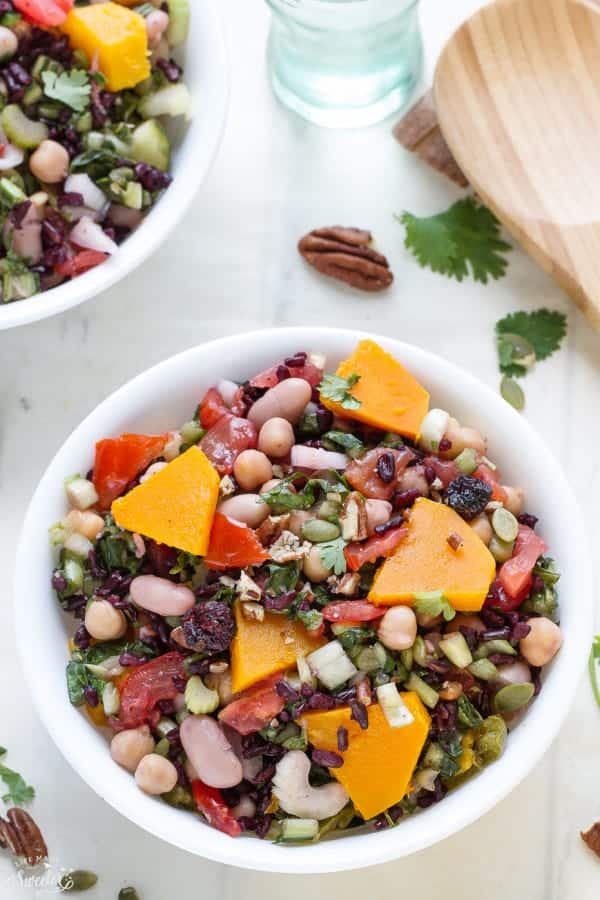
(1, 0, 600, 896)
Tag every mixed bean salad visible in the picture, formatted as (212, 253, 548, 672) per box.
(50, 341, 563, 843)
(0, 0, 189, 303)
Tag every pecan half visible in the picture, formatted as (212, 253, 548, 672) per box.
(298, 226, 393, 292)
(393, 90, 468, 187)
(582, 822, 600, 858)
(0, 808, 48, 866)
(339, 492, 368, 542)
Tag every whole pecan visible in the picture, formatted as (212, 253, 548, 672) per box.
(298, 226, 393, 292)
(581, 822, 600, 858)
(0, 808, 48, 866)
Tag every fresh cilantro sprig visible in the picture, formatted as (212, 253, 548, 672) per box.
(397, 197, 512, 284)
(589, 636, 600, 708)
(41, 69, 91, 113)
(0, 747, 35, 806)
(319, 373, 361, 411)
(496, 309, 567, 376)
(319, 537, 347, 575)
(413, 590, 456, 622)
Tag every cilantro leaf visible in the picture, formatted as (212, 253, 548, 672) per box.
(590, 636, 600, 708)
(413, 590, 456, 622)
(318, 373, 361, 410)
(0, 748, 35, 806)
(318, 537, 347, 575)
(496, 309, 567, 376)
(398, 197, 512, 284)
(41, 69, 91, 113)
(321, 430, 364, 458)
(457, 695, 484, 729)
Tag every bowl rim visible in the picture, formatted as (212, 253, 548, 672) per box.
(0, 0, 229, 331)
(14, 327, 593, 873)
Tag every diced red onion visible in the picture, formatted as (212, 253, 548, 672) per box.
(0, 142, 24, 170)
(107, 203, 144, 230)
(65, 173, 107, 212)
(495, 660, 531, 686)
(290, 445, 348, 470)
(70, 216, 118, 255)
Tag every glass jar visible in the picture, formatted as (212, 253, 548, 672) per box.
(265, 0, 422, 128)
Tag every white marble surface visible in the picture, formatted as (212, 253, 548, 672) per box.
(1, 0, 600, 896)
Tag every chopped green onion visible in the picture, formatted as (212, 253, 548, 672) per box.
(405, 673, 439, 709)
(376, 683, 415, 728)
(279, 818, 319, 842)
(438, 631, 473, 668)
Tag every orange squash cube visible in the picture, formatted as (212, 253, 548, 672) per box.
(111, 447, 219, 556)
(320, 340, 430, 439)
(302, 694, 430, 820)
(231, 604, 326, 694)
(369, 498, 496, 611)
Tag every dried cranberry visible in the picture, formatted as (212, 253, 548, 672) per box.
(445, 475, 492, 520)
(181, 601, 235, 654)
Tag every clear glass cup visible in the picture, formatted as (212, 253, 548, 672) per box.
(265, 0, 422, 128)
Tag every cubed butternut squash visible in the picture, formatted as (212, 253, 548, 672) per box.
(320, 339, 430, 439)
(111, 446, 219, 556)
(231, 604, 326, 694)
(302, 694, 430, 820)
(61, 2, 150, 91)
(368, 498, 496, 611)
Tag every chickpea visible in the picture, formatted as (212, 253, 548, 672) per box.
(0, 26, 17, 62)
(502, 485, 525, 517)
(233, 449, 272, 491)
(471, 514, 493, 545)
(218, 493, 270, 527)
(288, 509, 313, 537)
(258, 417, 295, 459)
(441, 417, 486, 459)
(145, 8, 169, 48)
(377, 606, 417, 651)
(84, 600, 127, 641)
(134, 754, 178, 795)
(64, 509, 104, 541)
(302, 545, 332, 582)
(110, 726, 155, 773)
(365, 499, 392, 535)
(398, 466, 429, 497)
(29, 140, 69, 184)
(519, 618, 562, 667)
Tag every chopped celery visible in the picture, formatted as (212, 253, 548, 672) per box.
(138, 83, 191, 120)
(130, 119, 170, 171)
(2, 104, 48, 149)
(279, 818, 319, 843)
(376, 682, 414, 728)
(167, 0, 190, 46)
(439, 632, 473, 668)
(63, 557, 84, 593)
(406, 673, 439, 709)
(0, 177, 25, 207)
(474, 639, 516, 660)
(184, 675, 219, 714)
(180, 420, 205, 445)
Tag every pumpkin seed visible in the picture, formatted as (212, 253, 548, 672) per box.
(301, 518, 340, 543)
(493, 682, 535, 713)
(58, 870, 98, 892)
(500, 375, 525, 411)
(498, 333, 536, 370)
(119, 889, 140, 900)
(455, 447, 478, 475)
(489, 534, 515, 563)
(475, 714, 507, 763)
(491, 507, 519, 543)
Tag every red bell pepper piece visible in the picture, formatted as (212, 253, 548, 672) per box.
(191, 780, 241, 837)
(204, 513, 269, 571)
(93, 432, 169, 510)
(344, 527, 408, 572)
(218, 674, 285, 736)
(322, 600, 385, 623)
(198, 387, 230, 430)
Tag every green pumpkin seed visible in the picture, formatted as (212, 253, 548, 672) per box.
(489, 534, 515, 563)
(475, 715, 507, 763)
(301, 518, 340, 543)
(498, 333, 536, 369)
(468, 658, 498, 681)
(119, 889, 140, 900)
(58, 870, 98, 892)
(494, 682, 535, 713)
(500, 375, 525, 411)
(455, 447, 478, 475)
(492, 507, 519, 543)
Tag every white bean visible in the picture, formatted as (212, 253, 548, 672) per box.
(471, 514, 493, 545)
(110, 726, 155, 773)
(135, 754, 178, 795)
(365, 499, 392, 535)
(179, 715, 243, 789)
(258, 417, 295, 458)
(502, 485, 525, 517)
(140, 461, 167, 483)
(84, 600, 127, 641)
(519, 618, 562, 667)
(64, 509, 104, 541)
(302, 545, 332, 582)
(130, 574, 195, 616)
(145, 8, 169, 48)
(29, 140, 70, 184)
(377, 606, 417, 651)
(233, 449, 272, 491)
(218, 493, 269, 527)
(247, 378, 312, 428)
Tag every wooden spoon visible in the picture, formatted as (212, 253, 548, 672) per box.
(434, 0, 600, 329)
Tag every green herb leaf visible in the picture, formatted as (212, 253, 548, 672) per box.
(398, 197, 512, 284)
(413, 590, 456, 622)
(0, 747, 35, 806)
(41, 69, 91, 113)
(318, 537, 348, 575)
(318, 373, 362, 410)
(260, 474, 348, 514)
(496, 309, 567, 376)
(321, 430, 364, 458)
(265, 561, 301, 596)
(457, 694, 484, 729)
(296, 608, 324, 631)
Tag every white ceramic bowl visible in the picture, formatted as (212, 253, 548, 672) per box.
(0, 1, 228, 331)
(15, 327, 591, 873)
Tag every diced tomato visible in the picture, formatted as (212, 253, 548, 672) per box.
(55, 250, 108, 278)
(205, 513, 269, 571)
(219, 674, 285, 735)
(423, 456, 460, 489)
(93, 432, 169, 510)
(229, 386, 247, 417)
(473, 464, 508, 503)
(322, 600, 385, 623)
(498, 525, 547, 603)
(198, 387, 229, 430)
(346, 448, 414, 500)
(118, 652, 186, 729)
(199, 414, 257, 475)
(191, 780, 241, 837)
(14, 0, 73, 26)
(344, 527, 408, 572)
